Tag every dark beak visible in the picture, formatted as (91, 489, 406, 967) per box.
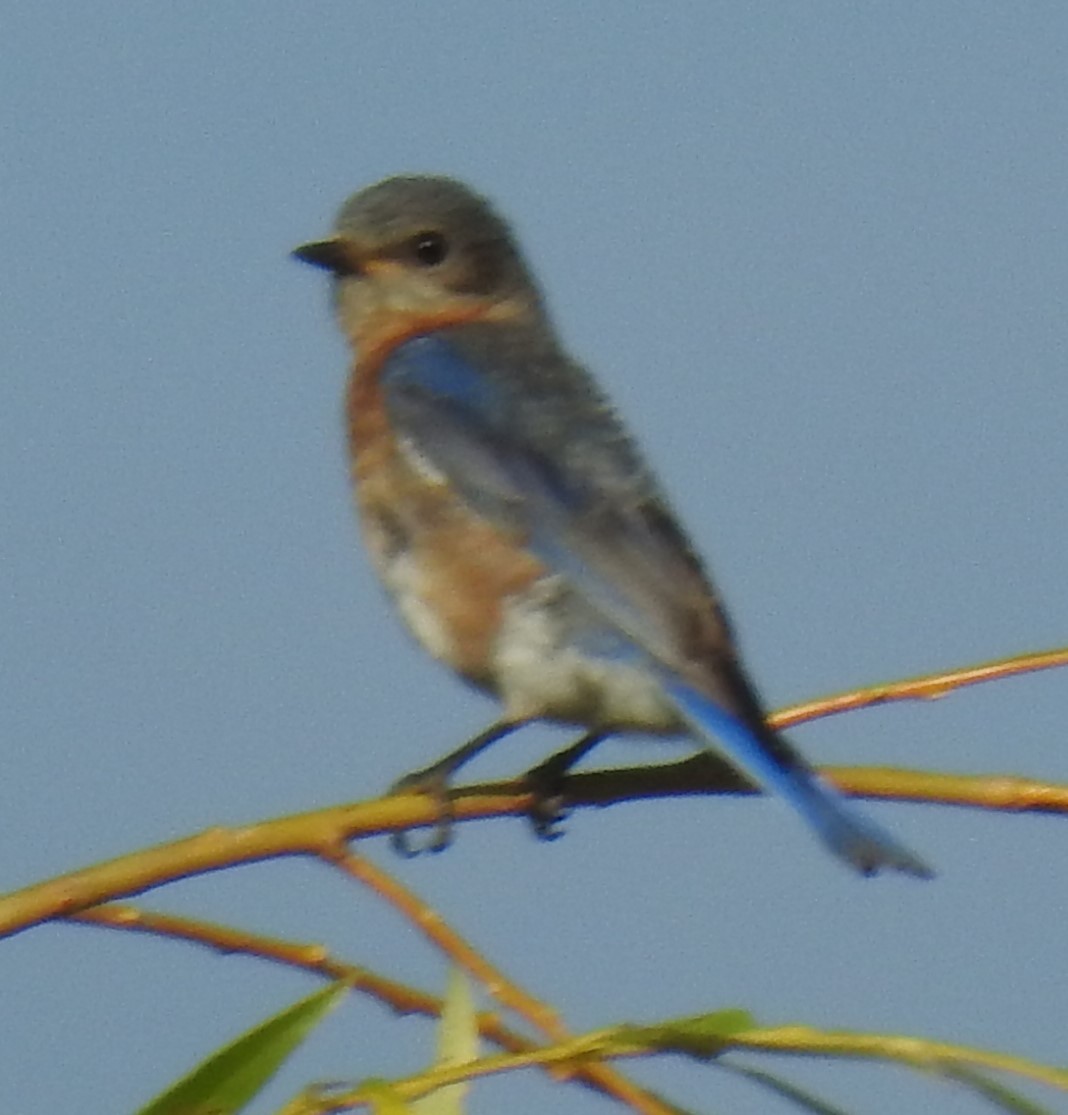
(291, 237, 362, 276)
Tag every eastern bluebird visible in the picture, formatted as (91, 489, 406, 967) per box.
(293, 175, 931, 878)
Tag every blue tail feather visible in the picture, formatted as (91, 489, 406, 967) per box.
(665, 679, 933, 879)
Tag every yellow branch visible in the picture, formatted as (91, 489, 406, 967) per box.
(0, 647, 1064, 941)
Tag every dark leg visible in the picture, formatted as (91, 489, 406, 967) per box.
(523, 730, 608, 840)
(389, 718, 529, 856)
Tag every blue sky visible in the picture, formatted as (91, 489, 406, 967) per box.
(3, 6, 1067, 1114)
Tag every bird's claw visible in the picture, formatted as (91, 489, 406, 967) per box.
(521, 730, 605, 841)
(388, 768, 458, 856)
(522, 755, 574, 841)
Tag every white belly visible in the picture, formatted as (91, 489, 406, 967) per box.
(492, 576, 682, 732)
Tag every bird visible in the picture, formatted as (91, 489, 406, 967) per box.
(292, 174, 932, 878)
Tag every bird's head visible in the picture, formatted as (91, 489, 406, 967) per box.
(293, 175, 543, 348)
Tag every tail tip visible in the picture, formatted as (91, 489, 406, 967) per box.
(850, 842, 935, 881)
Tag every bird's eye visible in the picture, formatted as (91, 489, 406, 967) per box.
(411, 231, 449, 267)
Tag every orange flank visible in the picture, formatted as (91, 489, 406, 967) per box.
(346, 303, 543, 687)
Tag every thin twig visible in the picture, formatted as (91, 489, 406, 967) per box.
(773, 646, 1068, 729)
(321, 847, 674, 1114)
(321, 846, 562, 1036)
(70, 904, 519, 1039)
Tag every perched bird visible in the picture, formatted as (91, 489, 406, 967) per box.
(293, 175, 931, 877)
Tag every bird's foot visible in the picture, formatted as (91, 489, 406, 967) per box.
(522, 731, 606, 842)
(388, 764, 457, 856)
(523, 759, 569, 841)
(387, 719, 527, 856)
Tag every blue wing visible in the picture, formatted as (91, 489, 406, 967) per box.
(382, 332, 932, 878)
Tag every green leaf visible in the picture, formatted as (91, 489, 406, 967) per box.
(411, 968, 480, 1115)
(618, 1009, 756, 1060)
(947, 1065, 1058, 1115)
(134, 981, 348, 1115)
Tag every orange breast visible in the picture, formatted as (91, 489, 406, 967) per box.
(346, 312, 544, 688)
